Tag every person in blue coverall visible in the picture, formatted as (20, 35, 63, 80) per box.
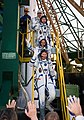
(20, 7, 31, 33)
(19, 7, 31, 55)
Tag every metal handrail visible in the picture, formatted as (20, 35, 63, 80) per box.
(19, 30, 34, 62)
(56, 32, 70, 120)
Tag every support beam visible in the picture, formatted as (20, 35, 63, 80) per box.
(68, 0, 84, 16)
(80, 0, 84, 10)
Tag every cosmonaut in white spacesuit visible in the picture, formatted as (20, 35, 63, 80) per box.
(37, 15, 52, 46)
(26, 37, 52, 60)
(29, 10, 43, 31)
(29, 14, 52, 47)
(29, 10, 43, 46)
(29, 49, 57, 120)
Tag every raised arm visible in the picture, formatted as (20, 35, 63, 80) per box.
(6, 99, 16, 109)
(25, 101, 38, 120)
(67, 95, 84, 120)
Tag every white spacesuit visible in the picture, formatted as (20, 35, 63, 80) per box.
(29, 10, 43, 46)
(29, 49, 57, 120)
(26, 38, 52, 59)
(37, 15, 52, 46)
(29, 17, 40, 31)
(37, 22, 52, 46)
(29, 15, 52, 47)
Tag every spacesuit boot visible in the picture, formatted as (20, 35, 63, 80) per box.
(45, 85, 55, 112)
(39, 104, 45, 120)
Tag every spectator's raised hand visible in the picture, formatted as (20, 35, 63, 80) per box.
(66, 95, 83, 117)
(6, 99, 16, 109)
(25, 101, 38, 120)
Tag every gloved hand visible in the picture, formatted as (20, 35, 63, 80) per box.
(25, 39, 29, 45)
(25, 39, 31, 48)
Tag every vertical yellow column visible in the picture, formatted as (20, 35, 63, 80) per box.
(32, 67, 34, 102)
(22, 33, 24, 58)
(31, 31, 34, 102)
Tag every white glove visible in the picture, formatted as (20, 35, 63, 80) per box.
(25, 39, 31, 48)
(25, 39, 29, 45)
